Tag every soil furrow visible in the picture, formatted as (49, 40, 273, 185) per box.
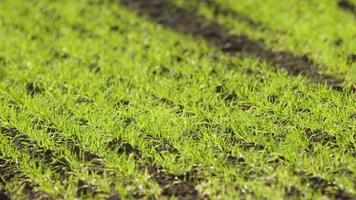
(32, 119, 105, 174)
(106, 138, 202, 199)
(0, 125, 107, 198)
(0, 126, 72, 178)
(338, 0, 356, 16)
(0, 155, 52, 200)
(120, 0, 351, 92)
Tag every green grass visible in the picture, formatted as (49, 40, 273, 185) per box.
(0, 0, 355, 199)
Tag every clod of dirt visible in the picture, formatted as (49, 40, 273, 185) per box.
(161, 182, 198, 199)
(147, 165, 200, 199)
(214, 84, 225, 93)
(148, 164, 201, 185)
(116, 100, 130, 108)
(267, 155, 286, 165)
(302, 175, 353, 199)
(147, 165, 177, 186)
(107, 139, 141, 157)
(106, 193, 121, 200)
(305, 128, 337, 146)
(226, 154, 245, 164)
(83, 150, 103, 162)
(76, 180, 99, 197)
(26, 82, 44, 96)
(334, 39, 343, 46)
(284, 185, 304, 198)
(0, 189, 10, 200)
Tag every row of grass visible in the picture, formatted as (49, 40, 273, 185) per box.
(0, 0, 355, 199)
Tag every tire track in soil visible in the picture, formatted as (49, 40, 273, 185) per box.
(337, 0, 356, 16)
(119, 0, 354, 92)
(0, 155, 52, 200)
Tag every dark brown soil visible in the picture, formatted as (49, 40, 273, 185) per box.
(161, 182, 198, 199)
(294, 170, 355, 200)
(305, 128, 337, 147)
(107, 138, 142, 157)
(0, 189, 10, 200)
(0, 126, 72, 176)
(347, 54, 356, 64)
(226, 154, 245, 164)
(0, 157, 52, 200)
(147, 165, 200, 199)
(26, 82, 44, 96)
(284, 185, 304, 198)
(151, 94, 186, 114)
(304, 175, 354, 199)
(76, 179, 102, 198)
(143, 133, 179, 155)
(106, 193, 121, 200)
(338, 0, 356, 16)
(32, 119, 105, 169)
(267, 155, 286, 165)
(120, 0, 349, 92)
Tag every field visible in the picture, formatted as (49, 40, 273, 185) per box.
(0, 0, 355, 199)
